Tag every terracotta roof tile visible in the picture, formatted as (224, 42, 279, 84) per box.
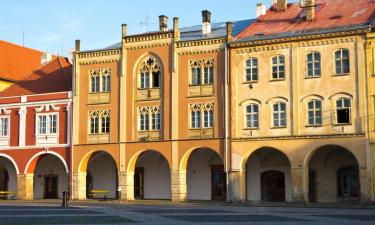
(236, 0, 375, 40)
(0, 40, 44, 81)
(0, 57, 72, 97)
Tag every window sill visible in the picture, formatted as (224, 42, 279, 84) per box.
(243, 128, 259, 130)
(242, 81, 258, 84)
(35, 134, 58, 137)
(269, 79, 285, 82)
(332, 73, 350, 77)
(270, 126, 287, 129)
(304, 76, 321, 79)
(138, 87, 161, 90)
(305, 125, 322, 128)
(189, 84, 213, 87)
(333, 123, 352, 126)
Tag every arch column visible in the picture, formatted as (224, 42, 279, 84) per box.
(125, 171, 135, 201)
(17, 173, 33, 200)
(227, 170, 246, 202)
(72, 172, 86, 200)
(291, 166, 307, 203)
(360, 166, 372, 202)
(171, 169, 187, 202)
(118, 171, 127, 200)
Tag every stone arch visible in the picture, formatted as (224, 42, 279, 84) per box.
(78, 150, 118, 173)
(0, 153, 19, 174)
(24, 151, 69, 174)
(0, 154, 18, 195)
(241, 146, 292, 171)
(179, 146, 223, 173)
(133, 52, 165, 88)
(127, 149, 170, 173)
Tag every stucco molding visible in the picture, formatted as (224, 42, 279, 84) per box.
(35, 104, 61, 112)
(79, 59, 120, 66)
(77, 49, 121, 59)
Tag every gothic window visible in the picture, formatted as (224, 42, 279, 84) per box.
(335, 97, 351, 124)
(306, 52, 321, 78)
(138, 106, 161, 131)
(89, 111, 99, 134)
(271, 55, 285, 80)
(273, 102, 287, 127)
(245, 58, 258, 82)
(101, 111, 110, 133)
(90, 69, 111, 93)
(245, 104, 259, 129)
(335, 49, 350, 75)
(189, 103, 214, 129)
(203, 109, 214, 128)
(139, 57, 161, 89)
(90, 70, 100, 93)
(307, 99, 322, 126)
(89, 110, 110, 134)
(101, 69, 111, 92)
(37, 113, 58, 135)
(190, 59, 214, 85)
(0, 116, 9, 137)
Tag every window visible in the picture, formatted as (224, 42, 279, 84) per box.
(90, 76, 100, 93)
(245, 104, 259, 129)
(245, 58, 258, 82)
(139, 57, 161, 89)
(89, 111, 110, 134)
(273, 102, 287, 127)
(307, 52, 321, 77)
(89, 111, 99, 134)
(102, 74, 111, 92)
(190, 59, 214, 85)
(138, 106, 161, 131)
(101, 114, 110, 133)
(336, 98, 351, 124)
(307, 100, 322, 126)
(191, 111, 201, 128)
(90, 69, 111, 93)
(271, 55, 285, 80)
(335, 49, 350, 75)
(0, 117, 9, 137)
(203, 110, 214, 128)
(37, 114, 58, 135)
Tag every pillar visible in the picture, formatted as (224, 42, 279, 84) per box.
(72, 172, 86, 200)
(171, 170, 187, 202)
(117, 171, 127, 200)
(17, 173, 33, 200)
(125, 171, 135, 201)
(227, 170, 246, 202)
(291, 167, 306, 203)
(360, 166, 372, 202)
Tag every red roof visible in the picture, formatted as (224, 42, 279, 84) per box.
(236, 0, 375, 39)
(0, 40, 44, 81)
(0, 57, 72, 97)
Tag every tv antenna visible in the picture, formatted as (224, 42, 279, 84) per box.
(140, 13, 154, 32)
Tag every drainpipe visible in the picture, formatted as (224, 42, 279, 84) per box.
(224, 40, 230, 202)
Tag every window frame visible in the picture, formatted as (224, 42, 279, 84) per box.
(0, 116, 10, 137)
(307, 99, 322, 126)
(245, 103, 259, 129)
(151, 112, 161, 131)
(334, 49, 350, 75)
(190, 60, 214, 86)
(190, 110, 201, 129)
(244, 58, 259, 82)
(36, 112, 59, 136)
(272, 102, 287, 128)
(271, 55, 286, 80)
(203, 109, 214, 128)
(306, 52, 321, 78)
(334, 97, 351, 125)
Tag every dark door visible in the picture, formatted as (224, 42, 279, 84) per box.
(44, 175, 58, 199)
(86, 172, 93, 199)
(261, 170, 285, 202)
(211, 165, 226, 201)
(308, 170, 317, 202)
(134, 167, 144, 199)
(337, 166, 360, 201)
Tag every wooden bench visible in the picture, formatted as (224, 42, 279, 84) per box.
(0, 191, 16, 200)
(87, 190, 109, 200)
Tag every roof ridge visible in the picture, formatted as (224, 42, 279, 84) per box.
(0, 40, 45, 54)
(57, 57, 72, 90)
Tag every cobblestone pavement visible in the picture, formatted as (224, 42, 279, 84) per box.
(1, 201, 375, 225)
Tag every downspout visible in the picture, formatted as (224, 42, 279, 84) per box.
(224, 42, 230, 202)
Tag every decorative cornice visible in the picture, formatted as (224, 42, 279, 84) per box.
(35, 104, 61, 112)
(125, 42, 170, 50)
(0, 108, 11, 115)
(124, 32, 172, 43)
(178, 48, 222, 56)
(176, 38, 225, 48)
(79, 59, 120, 66)
(232, 133, 365, 142)
(77, 49, 121, 59)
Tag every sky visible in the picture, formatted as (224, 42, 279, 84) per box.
(0, 0, 265, 56)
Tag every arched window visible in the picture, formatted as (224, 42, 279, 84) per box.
(138, 106, 161, 131)
(189, 103, 214, 129)
(307, 99, 322, 126)
(101, 111, 110, 133)
(89, 111, 99, 134)
(273, 102, 287, 127)
(139, 57, 161, 89)
(306, 52, 321, 78)
(335, 97, 351, 124)
(90, 70, 100, 93)
(245, 104, 259, 128)
(271, 55, 285, 80)
(245, 58, 258, 82)
(203, 109, 214, 128)
(335, 49, 350, 75)
(89, 110, 110, 134)
(101, 69, 111, 92)
(90, 69, 111, 93)
(190, 59, 214, 85)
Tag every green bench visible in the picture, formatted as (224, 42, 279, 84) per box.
(88, 189, 109, 200)
(0, 191, 16, 200)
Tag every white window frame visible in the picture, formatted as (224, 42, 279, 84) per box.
(306, 52, 321, 78)
(0, 116, 10, 137)
(190, 110, 201, 129)
(245, 58, 258, 82)
(272, 102, 287, 128)
(101, 74, 111, 92)
(307, 99, 322, 126)
(245, 104, 259, 129)
(36, 113, 59, 136)
(334, 49, 350, 75)
(335, 97, 351, 125)
(271, 55, 285, 80)
(203, 110, 214, 128)
(151, 112, 161, 130)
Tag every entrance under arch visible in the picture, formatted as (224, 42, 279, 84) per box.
(308, 145, 360, 202)
(186, 148, 225, 201)
(246, 147, 291, 202)
(0, 156, 17, 198)
(33, 154, 68, 199)
(86, 151, 118, 199)
(133, 150, 171, 200)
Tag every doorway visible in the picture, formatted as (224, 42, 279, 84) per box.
(211, 165, 226, 201)
(134, 167, 144, 199)
(261, 170, 285, 202)
(337, 166, 360, 201)
(44, 175, 58, 199)
(308, 169, 317, 202)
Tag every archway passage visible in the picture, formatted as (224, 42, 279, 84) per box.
(133, 151, 171, 200)
(86, 151, 118, 199)
(246, 148, 291, 202)
(308, 145, 360, 202)
(0, 156, 17, 199)
(33, 154, 68, 199)
(186, 148, 225, 201)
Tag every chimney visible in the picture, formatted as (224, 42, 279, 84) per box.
(41, 53, 52, 65)
(159, 15, 168, 32)
(68, 49, 74, 64)
(256, 3, 267, 17)
(274, 0, 288, 11)
(226, 21, 233, 41)
(305, 0, 315, 21)
(75, 39, 80, 52)
(122, 24, 127, 38)
(202, 10, 212, 35)
(173, 17, 180, 41)
(299, 0, 306, 7)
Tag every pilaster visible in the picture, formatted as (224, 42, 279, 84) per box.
(291, 167, 306, 202)
(72, 172, 86, 200)
(171, 170, 187, 202)
(17, 173, 33, 200)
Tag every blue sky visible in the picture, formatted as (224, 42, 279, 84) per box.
(0, 0, 263, 55)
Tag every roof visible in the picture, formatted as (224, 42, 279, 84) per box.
(91, 19, 255, 52)
(0, 40, 44, 81)
(0, 57, 72, 97)
(236, 0, 375, 42)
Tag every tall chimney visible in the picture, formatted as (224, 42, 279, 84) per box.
(256, 3, 267, 17)
(122, 24, 127, 38)
(202, 10, 212, 35)
(75, 39, 80, 52)
(173, 17, 180, 41)
(226, 22, 233, 42)
(159, 15, 168, 32)
(275, 0, 288, 11)
(306, 0, 315, 21)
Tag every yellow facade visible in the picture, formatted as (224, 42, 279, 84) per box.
(0, 80, 13, 92)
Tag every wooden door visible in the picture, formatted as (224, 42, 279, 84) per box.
(134, 167, 144, 199)
(308, 170, 317, 202)
(44, 175, 58, 199)
(261, 170, 285, 202)
(337, 166, 360, 201)
(211, 165, 226, 201)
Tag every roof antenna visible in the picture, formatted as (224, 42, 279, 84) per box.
(140, 13, 153, 32)
(22, 30, 25, 47)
